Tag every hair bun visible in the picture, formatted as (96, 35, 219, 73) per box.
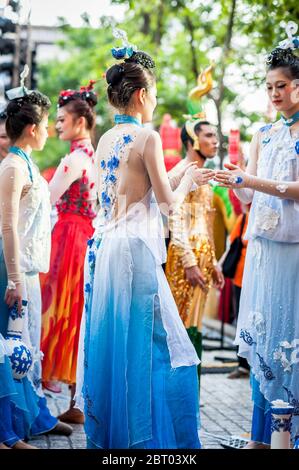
(106, 64, 125, 87)
(266, 47, 298, 67)
(125, 51, 155, 69)
(6, 100, 22, 117)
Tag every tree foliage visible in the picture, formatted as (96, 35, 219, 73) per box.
(36, 0, 299, 169)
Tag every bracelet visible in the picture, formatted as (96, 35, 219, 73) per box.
(7, 280, 17, 290)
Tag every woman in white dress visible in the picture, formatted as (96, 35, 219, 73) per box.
(75, 41, 216, 448)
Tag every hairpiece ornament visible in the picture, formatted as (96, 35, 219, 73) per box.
(183, 63, 214, 150)
(188, 63, 215, 101)
(111, 28, 137, 60)
(110, 27, 155, 69)
(58, 80, 98, 108)
(185, 119, 203, 151)
(278, 22, 299, 50)
(6, 64, 32, 101)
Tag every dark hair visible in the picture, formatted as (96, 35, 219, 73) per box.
(63, 99, 96, 130)
(106, 51, 156, 109)
(0, 109, 7, 125)
(58, 81, 97, 130)
(181, 121, 211, 151)
(6, 91, 51, 142)
(266, 47, 299, 79)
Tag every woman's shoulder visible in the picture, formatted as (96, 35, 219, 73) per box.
(0, 154, 27, 173)
(257, 120, 282, 137)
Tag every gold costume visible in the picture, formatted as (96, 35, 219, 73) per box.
(165, 184, 217, 331)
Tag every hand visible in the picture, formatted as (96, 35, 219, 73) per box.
(212, 266, 225, 290)
(214, 163, 248, 189)
(5, 284, 23, 313)
(185, 166, 215, 187)
(185, 265, 208, 292)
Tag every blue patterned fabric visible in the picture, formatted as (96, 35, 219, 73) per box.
(235, 124, 299, 441)
(82, 236, 200, 449)
(236, 236, 299, 439)
(246, 125, 299, 242)
(251, 374, 271, 445)
(0, 242, 57, 442)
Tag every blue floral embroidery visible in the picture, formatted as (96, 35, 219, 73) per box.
(295, 141, 299, 155)
(283, 387, 299, 416)
(100, 133, 135, 219)
(101, 192, 111, 207)
(88, 250, 96, 265)
(256, 352, 275, 380)
(87, 238, 94, 248)
(123, 134, 133, 144)
(260, 124, 272, 133)
(9, 343, 32, 377)
(107, 155, 120, 170)
(271, 416, 292, 434)
(109, 174, 117, 183)
(240, 329, 256, 346)
(85, 283, 91, 293)
(262, 137, 271, 145)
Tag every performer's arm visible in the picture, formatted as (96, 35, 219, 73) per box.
(49, 150, 89, 205)
(0, 166, 26, 311)
(217, 128, 299, 202)
(143, 130, 214, 214)
(231, 131, 259, 204)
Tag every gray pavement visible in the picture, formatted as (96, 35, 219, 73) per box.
(29, 345, 252, 449)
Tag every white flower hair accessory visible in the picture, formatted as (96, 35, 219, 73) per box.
(278, 21, 299, 50)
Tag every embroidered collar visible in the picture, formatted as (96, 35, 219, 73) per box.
(114, 114, 142, 127)
(9, 146, 33, 182)
(281, 110, 299, 127)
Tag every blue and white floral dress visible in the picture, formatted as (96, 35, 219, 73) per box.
(76, 124, 201, 449)
(235, 122, 299, 443)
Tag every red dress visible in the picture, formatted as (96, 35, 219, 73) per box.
(40, 139, 96, 384)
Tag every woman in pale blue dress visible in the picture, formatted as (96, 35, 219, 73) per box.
(215, 30, 299, 448)
(0, 87, 72, 446)
(75, 45, 215, 448)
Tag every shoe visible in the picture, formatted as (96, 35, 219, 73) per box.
(58, 407, 85, 425)
(46, 420, 73, 436)
(228, 368, 250, 379)
(43, 381, 62, 393)
(11, 440, 38, 449)
(243, 441, 270, 449)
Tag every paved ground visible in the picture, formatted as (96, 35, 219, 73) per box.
(29, 336, 252, 449)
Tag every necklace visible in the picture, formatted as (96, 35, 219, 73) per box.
(9, 146, 33, 182)
(114, 114, 142, 127)
(281, 110, 299, 127)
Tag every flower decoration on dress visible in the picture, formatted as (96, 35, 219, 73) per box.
(239, 329, 256, 346)
(56, 140, 97, 219)
(260, 124, 272, 133)
(273, 339, 299, 373)
(256, 352, 275, 380)
(110, 27, 155, 69)
(58, 80, 98, 108)
(99, 133, 136, 220)
(295, 141, 299, 155)
(283, 387, 299, 415)
(249, 311, 266, 338)
(255, 205, 280, 232)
